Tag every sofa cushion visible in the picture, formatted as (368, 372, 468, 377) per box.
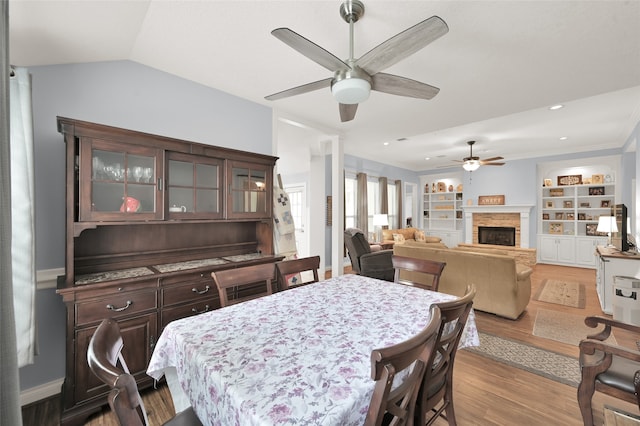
(392, 233, 406, 243)
(415, 229, 427, 242)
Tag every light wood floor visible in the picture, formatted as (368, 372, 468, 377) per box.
(22, 263, 640, 425)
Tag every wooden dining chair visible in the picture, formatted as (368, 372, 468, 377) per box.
(577, 316, 640, 426)
(211, 263, 276, 307)
(275, 255, 321, 290)
(365, 305, 442, 426)
(87, 318, 202, 426)
(392, 255, 446, 292)
(416, 284, 475, 426)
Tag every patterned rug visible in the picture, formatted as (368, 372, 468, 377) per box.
(466, 332, 581, 387)
(534, 278, 586, 308)
(533, 308, 617, 346)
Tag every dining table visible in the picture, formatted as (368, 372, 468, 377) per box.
(147, 273, 480, 426)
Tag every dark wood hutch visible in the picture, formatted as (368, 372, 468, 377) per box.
(56, 117, 281, 425)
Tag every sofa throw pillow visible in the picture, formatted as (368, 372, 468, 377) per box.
(414, 230, 427, 242)
(392, 233, 406, 244)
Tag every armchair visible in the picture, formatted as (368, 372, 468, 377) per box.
(344, 228, 394, 281)
(577, 316, 640, 425)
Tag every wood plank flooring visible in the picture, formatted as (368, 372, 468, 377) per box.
(22, 263, 640, 425)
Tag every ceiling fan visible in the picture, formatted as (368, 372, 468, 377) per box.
(456, 141, 505, 171)
(264, 0, 448, 122)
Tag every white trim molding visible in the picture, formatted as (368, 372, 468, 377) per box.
(20, 378, 63, 406)
(36, 267, 64, 290)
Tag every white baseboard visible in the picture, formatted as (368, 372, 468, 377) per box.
(21, 378, 63, 406)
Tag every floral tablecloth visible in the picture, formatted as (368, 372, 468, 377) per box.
(147, 274, 479, 425)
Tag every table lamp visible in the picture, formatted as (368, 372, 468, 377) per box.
(373, 214, 389, 243)
(596, 216, 618, 247)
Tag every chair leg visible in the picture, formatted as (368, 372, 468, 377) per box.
(577, 372, 598, 426)
(444, 380, 457, 426)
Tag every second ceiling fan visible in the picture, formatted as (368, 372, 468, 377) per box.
(265, 0, 449, 122)
(455, 141, 505, 171)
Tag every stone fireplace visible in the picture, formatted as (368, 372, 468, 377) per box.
(463, 205, 534, 248)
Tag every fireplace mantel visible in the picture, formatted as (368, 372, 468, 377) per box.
(463, 205, 534, 248)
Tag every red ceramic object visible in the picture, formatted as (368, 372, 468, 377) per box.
(120, 196, 141, 213)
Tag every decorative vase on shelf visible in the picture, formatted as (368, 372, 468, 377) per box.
(448, 184, 454, 192)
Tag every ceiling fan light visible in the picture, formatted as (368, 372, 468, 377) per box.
(462, 160, 480, 172)
(332, 78, 371, 104)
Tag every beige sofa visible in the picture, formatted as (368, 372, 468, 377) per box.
(382, 227, 446, 247)
(393, 241, 532, 319)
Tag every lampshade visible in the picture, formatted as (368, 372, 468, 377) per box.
(462, 160, 480, 172)
(596, 216, 618, 233)
(373, 213, 389, 227)
(332, 77, 371, 104)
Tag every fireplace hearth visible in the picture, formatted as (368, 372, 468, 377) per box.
(478, 226, 516, 247)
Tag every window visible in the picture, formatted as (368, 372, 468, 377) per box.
(345, 175, 357, 229)
(344, 173, 399, 231)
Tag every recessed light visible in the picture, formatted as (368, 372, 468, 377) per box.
(383, 142, 389, 146)
(549, 104, 564, 110)
(425, 157, 431, 160)
(559, 136, 568, 140)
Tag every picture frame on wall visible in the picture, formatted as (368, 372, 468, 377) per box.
(567, 212, 575, 220)
(563, 200, 573, 208)
(549, 222, 563, 234)
(555, 212, 564, 220)
(544, 178, 553, 187)
(542, 213, 549, 220)
(546, 200, 554, 208)
(601, 200, 610, 208)
(578, 213, 586, 220)
(592, 174, 604, 184)
(580, 202, 590, 208)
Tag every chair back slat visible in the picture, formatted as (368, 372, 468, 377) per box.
(211, 263, 276, 307)
(275, 256, 321, 290)
(417, 284, 475, 426)
(365, 306, 442, 426)
(392, 255, 446, 292)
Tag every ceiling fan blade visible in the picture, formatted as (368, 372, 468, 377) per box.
(481, 162, 505, 166)
(356, 16, 449, 75)
(265, 78, 332, 101)
(339, 103, 358, 122)
(480, 156, 504, 162)
(371, 73, 440, 99)
(271, 28, 349, 72)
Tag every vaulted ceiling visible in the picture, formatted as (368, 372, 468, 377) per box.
(9, 0, 640, 171)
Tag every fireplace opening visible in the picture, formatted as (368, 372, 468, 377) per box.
(478, 226, 516, 247)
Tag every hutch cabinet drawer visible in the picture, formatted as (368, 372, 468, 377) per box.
(162, 278, 215, 307)
(76, 289, 157, 325)
(160, 297, 219, 329)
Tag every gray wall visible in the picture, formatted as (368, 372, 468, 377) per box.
(20, 60, 272, 391)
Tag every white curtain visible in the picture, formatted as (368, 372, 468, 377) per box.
(10, 67, 37, 367)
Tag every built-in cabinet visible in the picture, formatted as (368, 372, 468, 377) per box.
(57, 117, 280, 425)
(537, 159, 620, 268)
(419, 174, 464, 246)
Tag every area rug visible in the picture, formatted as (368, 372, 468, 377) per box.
(533, 308, 616, 346)
(534, 278, 586, 308)
(466, 332, 581, 387)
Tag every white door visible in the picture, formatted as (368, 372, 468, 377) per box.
(284, 184, 308, 257)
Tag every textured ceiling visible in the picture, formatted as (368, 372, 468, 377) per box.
(9, 0, 640, 171)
